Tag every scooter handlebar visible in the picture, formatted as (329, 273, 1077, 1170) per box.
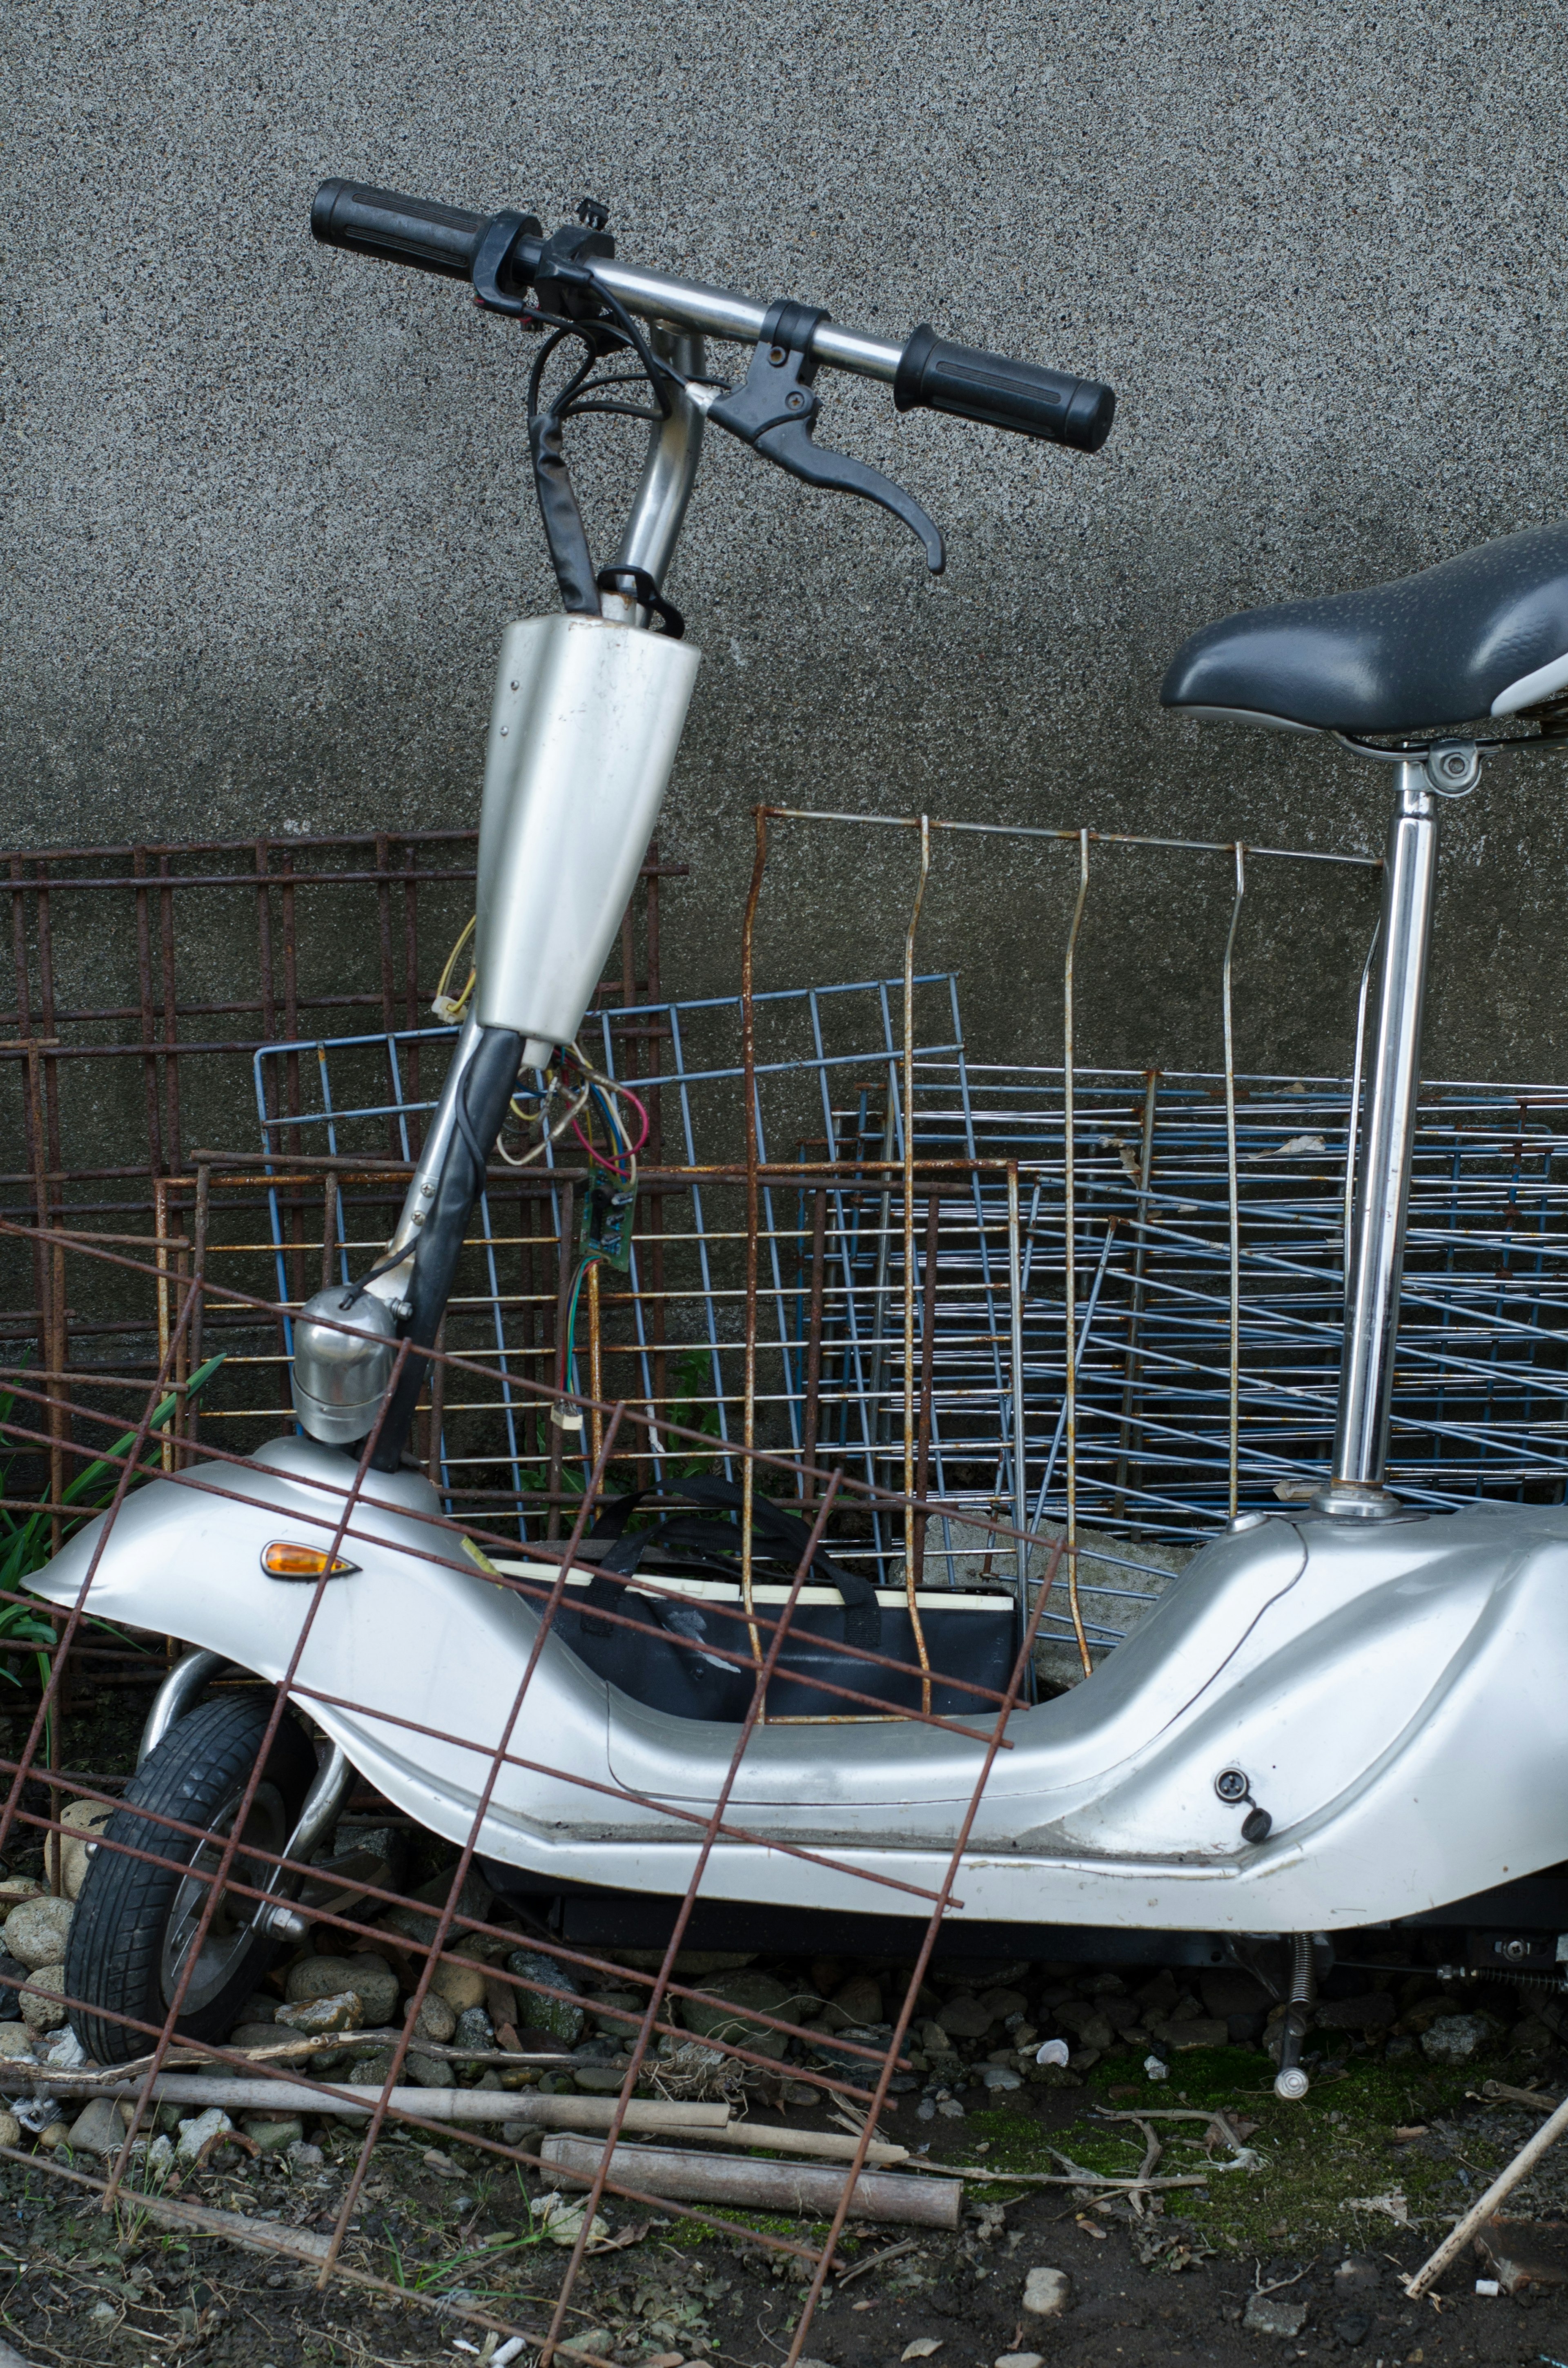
(311, 178, 1114, 453)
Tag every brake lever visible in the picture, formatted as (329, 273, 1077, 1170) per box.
(708, 302, 945, 573)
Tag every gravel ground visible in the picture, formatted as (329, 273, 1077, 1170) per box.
(2, 1933, 1565, 2368)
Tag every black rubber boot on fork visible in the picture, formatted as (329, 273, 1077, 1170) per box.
(365, 1023, 525, 1475)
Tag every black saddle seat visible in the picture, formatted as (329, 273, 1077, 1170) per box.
(1162, 521, 1568, 735)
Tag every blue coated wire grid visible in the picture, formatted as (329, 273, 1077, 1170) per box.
(249, 985, 1568, 1667)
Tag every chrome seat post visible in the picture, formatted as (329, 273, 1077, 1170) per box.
(1315, 758, 1446, 1516)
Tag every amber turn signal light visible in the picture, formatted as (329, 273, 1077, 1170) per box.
(260, 1541, 360, 1581)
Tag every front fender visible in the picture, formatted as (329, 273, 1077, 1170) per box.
(30, 1434, 625, 1854)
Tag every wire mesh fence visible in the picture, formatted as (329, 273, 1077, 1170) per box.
(2, 804, 1567, 2361)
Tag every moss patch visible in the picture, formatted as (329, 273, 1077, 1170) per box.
(967, 2041, 1526, 2255)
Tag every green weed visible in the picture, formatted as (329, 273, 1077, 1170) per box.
(0, 1355, 223, 1751)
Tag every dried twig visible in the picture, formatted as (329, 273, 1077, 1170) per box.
(1127, 2117, 1163, 2218)
(1255, 2261, 1311, 2297)
(1405, 2086, 1568, 2299)
(834, 2236, 921, 2288)
(905, 2158, 1211, 2191)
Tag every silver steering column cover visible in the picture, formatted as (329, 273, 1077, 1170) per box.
(474, 616, 701, 1059)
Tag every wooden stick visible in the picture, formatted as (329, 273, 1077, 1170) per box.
(541, 2135, 960, 2228)
(82, 2029, 575, 2078)
(1404, 2088, 1568, 2299)
(696, 2120, 906, 2167)
(2, 2075, 726, 2131)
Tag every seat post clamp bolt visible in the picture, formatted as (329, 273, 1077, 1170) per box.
(1424, 740, 1481, 795)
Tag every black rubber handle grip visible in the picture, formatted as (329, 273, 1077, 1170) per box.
(894, 324, 1114, 451)
(310, 179, 489, 281)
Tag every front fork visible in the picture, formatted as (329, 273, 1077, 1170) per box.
(292, 328, 710, 1470)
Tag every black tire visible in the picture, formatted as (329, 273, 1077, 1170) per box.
(67, 1692, 316, 2067)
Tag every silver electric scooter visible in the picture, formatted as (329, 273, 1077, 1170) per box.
(36, 182, 1568, 2094)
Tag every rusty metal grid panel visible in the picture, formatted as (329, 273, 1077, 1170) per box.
(0, 1204, 1047, 2368)
(0, 827, 1055, 2367)
(0, 827, 674, 1527)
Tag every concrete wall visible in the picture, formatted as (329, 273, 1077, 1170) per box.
(10, 2, 1567, 1082)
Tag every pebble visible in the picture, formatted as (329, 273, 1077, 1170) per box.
(286, 1953, 399, 2025)
(0, 1895, 72, 1971)
(228, 2022, 289, 2052)
(291, 2142, 325, 2167)
(996, 2355, 1045, 2368)
(0, 2111, 18, 2148)
(348, 2049, 396, 2086)
(830, 1973, 882, 2025)
(65, 2097, 125, 2156)
(453, 2004, 494, 2053)
(782, 2079, 820, 2107)
(175, 2107, 234, 2161)
(505, 1949, 584, 2044)
(1022, 2266, 1071, 2319)
(1244, 2291, 1308, 2337)
(276, 1990, 363, 2036)
(902, 2342, 944, 2361)
(677, 1969, 815, 2059)
(428, 1960, 488, 2014)
(19, 1962, 67, 2033)
(979, 2065, 1022, 2090)
(933, 1992, 993, 2041)
(0, 2026, 38, 2062)
(570, 2063, 631, 2093)
(583, 1986, 644, 2039)
(242, 2116, 305, 2152)
(57, 1798, 118, 1901)
(1053, 2003, 1114, 2051)
(409, 1991, 457, 2042)
(1421, 2013, 1490, 2065)
(37, 2120, 70, 2149)
(407, 2050, 456, 2088)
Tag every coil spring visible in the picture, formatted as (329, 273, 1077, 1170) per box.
(1438, 1963, 1567, 1995)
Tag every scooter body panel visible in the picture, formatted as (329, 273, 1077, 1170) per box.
(30, 1439, 1568, 1930)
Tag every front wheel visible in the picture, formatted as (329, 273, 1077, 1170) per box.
(67, 1692, 317, 2066)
